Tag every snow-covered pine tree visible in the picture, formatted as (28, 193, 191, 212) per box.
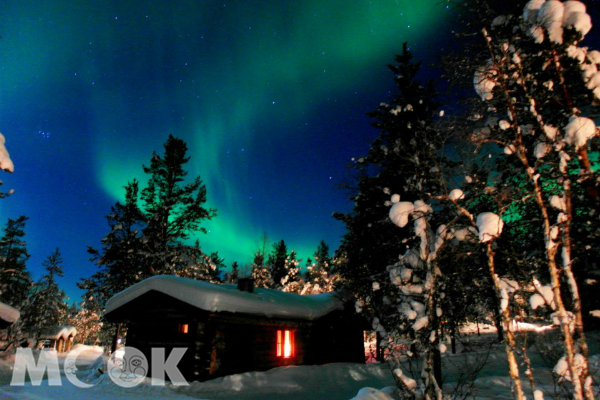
(334, 42, 446, 321)
(225, 261, 240, 284)
(172, 242, 222, 283)
(302, 241, 339, 294)
(0, 216, 32, 309)
(305, 241, 330, 284)
(281, 250, 304, 293)
(65, 300, 103, 345)
(336, 43, 469, 398)
(21, 248, 69, 339)
(251, 249, 273, 288)
(267, 240, 288, 289)
(208, 251, 224, 282)
(140, 135, 216, 276)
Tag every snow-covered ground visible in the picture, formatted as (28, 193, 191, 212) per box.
(1, 331, 599, 399)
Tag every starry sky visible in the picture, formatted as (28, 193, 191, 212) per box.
(0, 0, 452, 302)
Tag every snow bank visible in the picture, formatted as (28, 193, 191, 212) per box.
(0, 301, 20, 324)
(105, 275, 343, 321)
(349, 386, 397, 400)
(178, 363, 395, 400)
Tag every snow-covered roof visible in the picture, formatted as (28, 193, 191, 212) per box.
(39, 326, 77, 340)
(105, 275, 343, 321)
(0, 301, 20, 324)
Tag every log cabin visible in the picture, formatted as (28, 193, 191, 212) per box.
(39, 326, 77, 352)
(105, 275, 365, 382)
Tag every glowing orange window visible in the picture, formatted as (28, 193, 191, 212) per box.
(178, 324, 189, 334)
(276, 330, 294, 358)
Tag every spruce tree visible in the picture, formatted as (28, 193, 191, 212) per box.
(280, 250, 304, 293)
(225, 261, 240, 284)
(83, 136, 218, 310)
(65, 300, 103, 345)
(305, 241, 333, 289)
(21, 248, 69, 338)
(0, 216, 32, 308)
(251, 250, 272, 288)
(267, 240, 288, 288)
(334, 43, 445, 307)
(141, 135, 216, 275)
(84, 180, 146, 306)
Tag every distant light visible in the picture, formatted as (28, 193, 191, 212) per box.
(179, 324, 189, 334)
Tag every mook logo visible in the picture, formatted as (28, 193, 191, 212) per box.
(10, 346, 189, 388)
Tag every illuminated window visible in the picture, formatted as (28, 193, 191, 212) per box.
(178, 324, 189, 334)
(276, 330, 293, 358)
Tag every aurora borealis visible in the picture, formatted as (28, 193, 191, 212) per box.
(0, 0, 450, 300)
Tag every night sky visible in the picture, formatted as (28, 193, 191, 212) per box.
(0, 0, 451, 302)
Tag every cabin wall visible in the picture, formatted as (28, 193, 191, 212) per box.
(196, 313, 310, 380)
(109, 289, 364, 383)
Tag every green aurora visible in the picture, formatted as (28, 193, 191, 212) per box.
(0, 0, 449, 295)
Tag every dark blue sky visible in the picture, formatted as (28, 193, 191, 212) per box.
(0, 0, 453, 302)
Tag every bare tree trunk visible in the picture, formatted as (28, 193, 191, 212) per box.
(486, 243, 525, 400)
(493, 301, 504, 343)
(111, 323, 121, 353)
(451, 323, 457, 354)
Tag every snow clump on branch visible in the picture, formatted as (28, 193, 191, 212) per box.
(448, 189, 464, 201)
(524, 0, 592, 44)
(476, 212, 504, 242)
(0, 133, 14, 173)
(564, 116, 597, 149)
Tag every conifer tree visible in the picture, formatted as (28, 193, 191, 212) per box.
(208, 252, 224, 283)
(225, 261, 240, 284)
(267, 240, 288, 288)
(305, 241, 332, 287)
(65, 300, 103, 345)
(281, 250, 304, 293)
(141, 135, 216, 275)
(0, 216, 32, 309)
(83, 180, 146, 306)
(83, 136, 218, 310)
(21, 249, 69, 338)
(336, 44, 470, 398)
(334, 43, 444, 307)
(251, 250, 272, 288)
